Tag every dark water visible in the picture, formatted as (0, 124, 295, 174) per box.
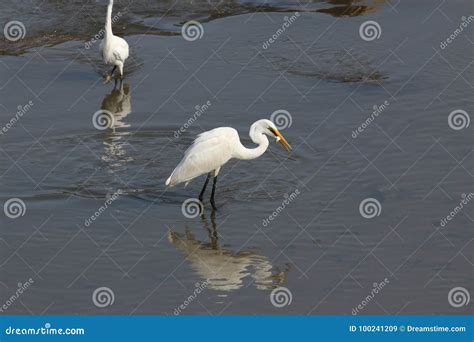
(0, 0, 472, 315)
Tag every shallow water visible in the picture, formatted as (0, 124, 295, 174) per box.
(0, 0, 472, 315)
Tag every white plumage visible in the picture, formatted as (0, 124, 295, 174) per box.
(166, 127, 237, 187)
(100, 0, 129, 79)
(166, 119, 292, 209)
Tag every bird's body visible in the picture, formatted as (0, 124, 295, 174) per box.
(100, 0, 129, 79)
(166, 127, 242, 187)
(166, 119, 291, 209)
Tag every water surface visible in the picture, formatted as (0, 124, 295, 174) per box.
(0, 0, 472, 315)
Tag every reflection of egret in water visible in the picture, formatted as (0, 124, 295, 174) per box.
(101, 81, 131, 129)
(100, 82, 133, 169)
(317, 0, 385, 17)
(168, 213, 290, 292)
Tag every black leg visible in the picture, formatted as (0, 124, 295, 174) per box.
(210, 176, 218, 210)
(199, 173, 211, 202)
(110, 65, 117, 75)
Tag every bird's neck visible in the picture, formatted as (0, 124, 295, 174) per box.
(234, 134, 269, 160)
(105, 0, 114, 38)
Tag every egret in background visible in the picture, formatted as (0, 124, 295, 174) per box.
(166, 119, 292, 210)
(100, 0, 129, 82)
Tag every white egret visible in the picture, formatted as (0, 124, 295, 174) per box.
(100, 0, 129, 81)
(166, 119, 292, 210)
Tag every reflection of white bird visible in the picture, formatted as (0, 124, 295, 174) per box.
(101, 82, 131, 129)
(100, 0, 129, 81)
(168, 215, 290, 291)
(166, 119, 291, 209)
(169, 231, 275, 291)
(100, 82, 133, 168)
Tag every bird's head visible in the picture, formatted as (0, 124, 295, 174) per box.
(251, 119, 292, 152)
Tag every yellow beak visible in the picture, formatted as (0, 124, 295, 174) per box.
(270, 128, 292, 152)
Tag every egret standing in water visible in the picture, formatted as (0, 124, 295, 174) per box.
(100, 0, 129, 82)
(166, 119, 292, 210)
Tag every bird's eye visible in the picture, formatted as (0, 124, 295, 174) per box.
(268, 127, 277, 136)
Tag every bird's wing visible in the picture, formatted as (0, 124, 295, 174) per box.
(183, 127, 233, 153)
(112, 36, 129, 62)
(166, 128, 238, 186)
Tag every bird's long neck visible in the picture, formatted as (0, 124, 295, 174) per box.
(234, 134, 269, 160)
(105, 0, 114, 38)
